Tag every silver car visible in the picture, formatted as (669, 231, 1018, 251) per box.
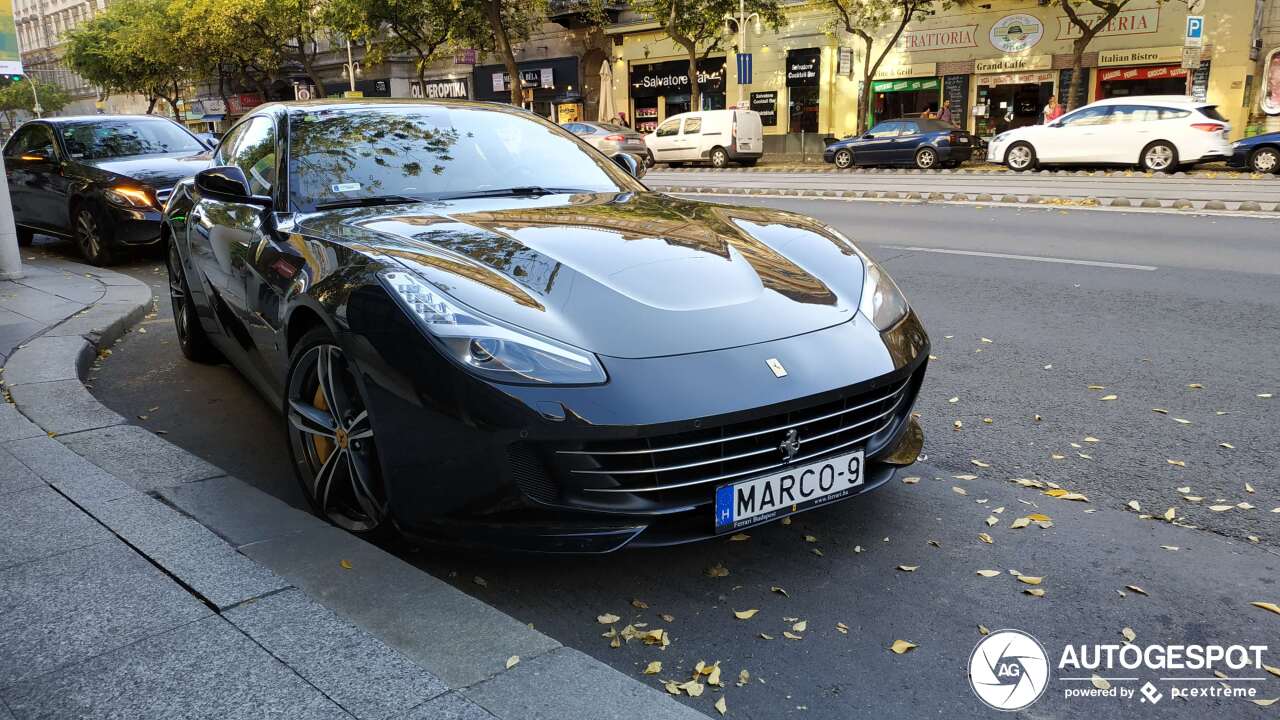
(563, 121, 650, 160)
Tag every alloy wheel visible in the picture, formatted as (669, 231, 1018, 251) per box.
(1251, 148, 1279, 174)
(1007, 145, 1033, 171)
(1143, 144, 1174, 172)
(286, 343, 386, 532)
(834, 149, 853, 169)
(915, 148, 936, 170)
(76, 209, 102, 261)
(167, 243, 189, 341)
(711, 148, 728, 168)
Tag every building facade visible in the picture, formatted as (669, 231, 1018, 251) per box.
(606, 0, 1265, 145)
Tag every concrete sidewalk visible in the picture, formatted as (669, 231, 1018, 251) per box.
(0, 257, 706, 720)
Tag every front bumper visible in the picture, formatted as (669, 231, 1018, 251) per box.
(348, 293, 929, 552)
(107, 204, 164, 246)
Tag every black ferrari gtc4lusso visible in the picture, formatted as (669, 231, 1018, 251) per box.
(163, 99, 929, 552)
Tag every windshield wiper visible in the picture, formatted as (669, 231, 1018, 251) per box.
(315, 195, 423, 210)
(432, 186, 592, 201)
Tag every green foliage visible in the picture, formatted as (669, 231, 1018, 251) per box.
(321, 0, 459, 81)
(0, 78, 69, 127)
(65, 0, 190, 113)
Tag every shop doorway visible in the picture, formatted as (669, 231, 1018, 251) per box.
(976, 81, 1053, 136)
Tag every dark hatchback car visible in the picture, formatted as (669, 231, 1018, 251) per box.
(163, 100, 929, 553)
(3, 115, 211, 265)
(823, 118, 974, 170)
(1227, 131, 1280, 174)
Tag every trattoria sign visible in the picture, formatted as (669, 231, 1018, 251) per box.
(898, 24, 978, 51)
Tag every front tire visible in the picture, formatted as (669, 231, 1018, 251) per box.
(73, 203, 114, 266)
(1140, 141, 1178, 173)
(914, 147, 938, 170)
(709, 147, 729, 168)
(1249, 146, 1279, 174)
(1005, 142, 1036, 171)
(833, 148, 854, 169)
(167, 240, 222, 364)
(285, 327, 391, 540)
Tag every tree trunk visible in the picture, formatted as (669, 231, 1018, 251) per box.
(485, 0, 523, 107)
(217, 65, 232, 123)
(1066, 36, 1091, 111)
(146, 96, 158, 114)
(164, 95, 182, 122)
(684, 43, 700, 111)
(858, 35, 874, 134)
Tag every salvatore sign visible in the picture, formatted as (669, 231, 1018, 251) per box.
(629, 57, 725, 99)
(786, 48, 821, 87)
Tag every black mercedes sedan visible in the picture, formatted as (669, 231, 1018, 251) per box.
(823, 118, 974, 170)
(163, 100, 929, 552)
(3, 115, 211, 265)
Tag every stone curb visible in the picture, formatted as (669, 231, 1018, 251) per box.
(649, 184, 1280, 215)
(2, 259, 706, 720)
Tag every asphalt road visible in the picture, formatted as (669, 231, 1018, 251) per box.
(66, 199, 1280, 718)
(645, 168, 1280, 204)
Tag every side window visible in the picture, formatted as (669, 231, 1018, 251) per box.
(1158, 108, 1191, 120)
(682, 117, 702, 134)
(5, 125, 56, 158)
(898, 121, 920, 136)
(1059, 106, 1111, 127)
(1110, 105, 1160, 123)
(213, 122, 247, 165)
(867, 122, 901, 138)
(228, 117, 277, 196)
(564, 123, 584, 134)
(575, 124, 595, 135)
(656, 119, 680, 137)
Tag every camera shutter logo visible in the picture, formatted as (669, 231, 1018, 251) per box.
(968, 629, 1050, 711)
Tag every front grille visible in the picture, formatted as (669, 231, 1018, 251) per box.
(557, 375, 913, 496)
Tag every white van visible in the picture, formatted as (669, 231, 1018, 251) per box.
(644, 109, 764, 168)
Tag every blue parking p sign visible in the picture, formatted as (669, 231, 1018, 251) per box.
(1185, 16, 1204, 44)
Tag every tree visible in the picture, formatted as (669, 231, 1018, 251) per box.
(268, 0, 328, 94)
(633, 0, 783, 110)
(827, 0, 942, 134)
(0, 78, 69, 127)
(452, 0, 549, 106)
(176, 0, 288, 103)
(1059, 0, 1161, 110)
(322, 0, 457, 89)
(65, 0, 192, 118)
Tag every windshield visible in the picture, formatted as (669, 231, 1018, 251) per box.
(288, 104, 641, 211)
(60, 119, 204, 160)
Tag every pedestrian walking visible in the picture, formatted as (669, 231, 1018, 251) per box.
(1043, 96, 1064, 124)
(937, 100, 953, 125)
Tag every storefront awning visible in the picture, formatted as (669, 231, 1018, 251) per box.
(871, 78, 939, 93)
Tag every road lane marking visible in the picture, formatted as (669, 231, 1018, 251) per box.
(881, 245, 1157, 271)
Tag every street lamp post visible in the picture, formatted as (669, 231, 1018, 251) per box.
(342, 40, 361, 94)
(724, 0, 761, 107)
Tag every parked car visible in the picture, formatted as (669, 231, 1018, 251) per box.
(645, 109, 764, 168)
(194, 131, 222, 150)
(823, 118, 975, 170)
(3, 115, 211, 265)
(1226, 131, 1280, 174)
(563, 121, 648, 157)
(986, 96, 1233, 173)
(163, 99, 928, 552)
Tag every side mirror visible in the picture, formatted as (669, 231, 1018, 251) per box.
(17, 150, 54, 164)
(194, 166, 271, 206)
(611, 152, 645, 180)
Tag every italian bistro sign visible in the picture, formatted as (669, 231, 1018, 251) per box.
(1098, 46, 1185, 66)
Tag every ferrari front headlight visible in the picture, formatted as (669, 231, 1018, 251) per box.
(859, 263, 910, 332)
(380, 270, 606, 385)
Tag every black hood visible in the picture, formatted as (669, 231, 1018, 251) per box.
(81, 152, 212, 191)
(298, 192, 867, 359)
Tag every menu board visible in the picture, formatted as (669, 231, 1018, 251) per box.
(942, 75, 968, 126)
(1191, 60, 1210, 102)
(1056, 68, 1089, 107)
(750, 91, 777, 126)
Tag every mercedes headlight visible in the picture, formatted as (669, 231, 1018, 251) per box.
(380, 270, 607, 385)
(103, 185, 157, 209)
(860, 263, 910, 331)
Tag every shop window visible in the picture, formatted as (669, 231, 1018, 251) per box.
(789, 87, 819, 134)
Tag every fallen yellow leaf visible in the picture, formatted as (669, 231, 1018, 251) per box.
(1251, 698, 1278, 707)
(714, 696, 727, 715)
(976, 570, 1001, 577)
(679, 680, 704, 697)
(901, 476, 920, 484)
(1167, 459, 1186, 467)
(1091, 674, 1111, 690)
(1187, 383, 1203, 389)
(1010, 517, 1031, 529)
(339, 559, 353, 570)
(889, 639, 917, 654)
(792, 620, 807, 632)
(643, 661, 662, 675)
(1121, 627, 1136, 642)
(707, 663, 722, 686)
(836, 622, 849, 634)
(985, 516, 998, 527)
(1209, 505, 1234, 512)
(897, 565, 919, 572)
(598, 613, 621, 624)
(705, 563, 730, 578)
(783, 631, 803, 640)
(505, 655, 520, 669)
(953, 486, 968, 496)
(1027, 513, 1051, 522)
(971, 459, 990, 468)
(1017, 576, 1043, 586)
(733, 609, 759, 620)
(978, 533, 993, 544)
(1127, 585, 1149, 596)
(728, 533, 750, 541)
(759, 633, 774, 640)
(1127, 501, 1141, 512)
(1024, 588, 1046, 598)
(632, 599, 648, 609)
(978, 624, 989, 635)
(1100, 394, 1118, 401)
(738, 669, 751, 685)
(1251, 601, 1280, 616)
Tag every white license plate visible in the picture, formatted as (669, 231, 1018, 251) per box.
(959, 137, 969, 143)
(714, 449, 864, 532)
